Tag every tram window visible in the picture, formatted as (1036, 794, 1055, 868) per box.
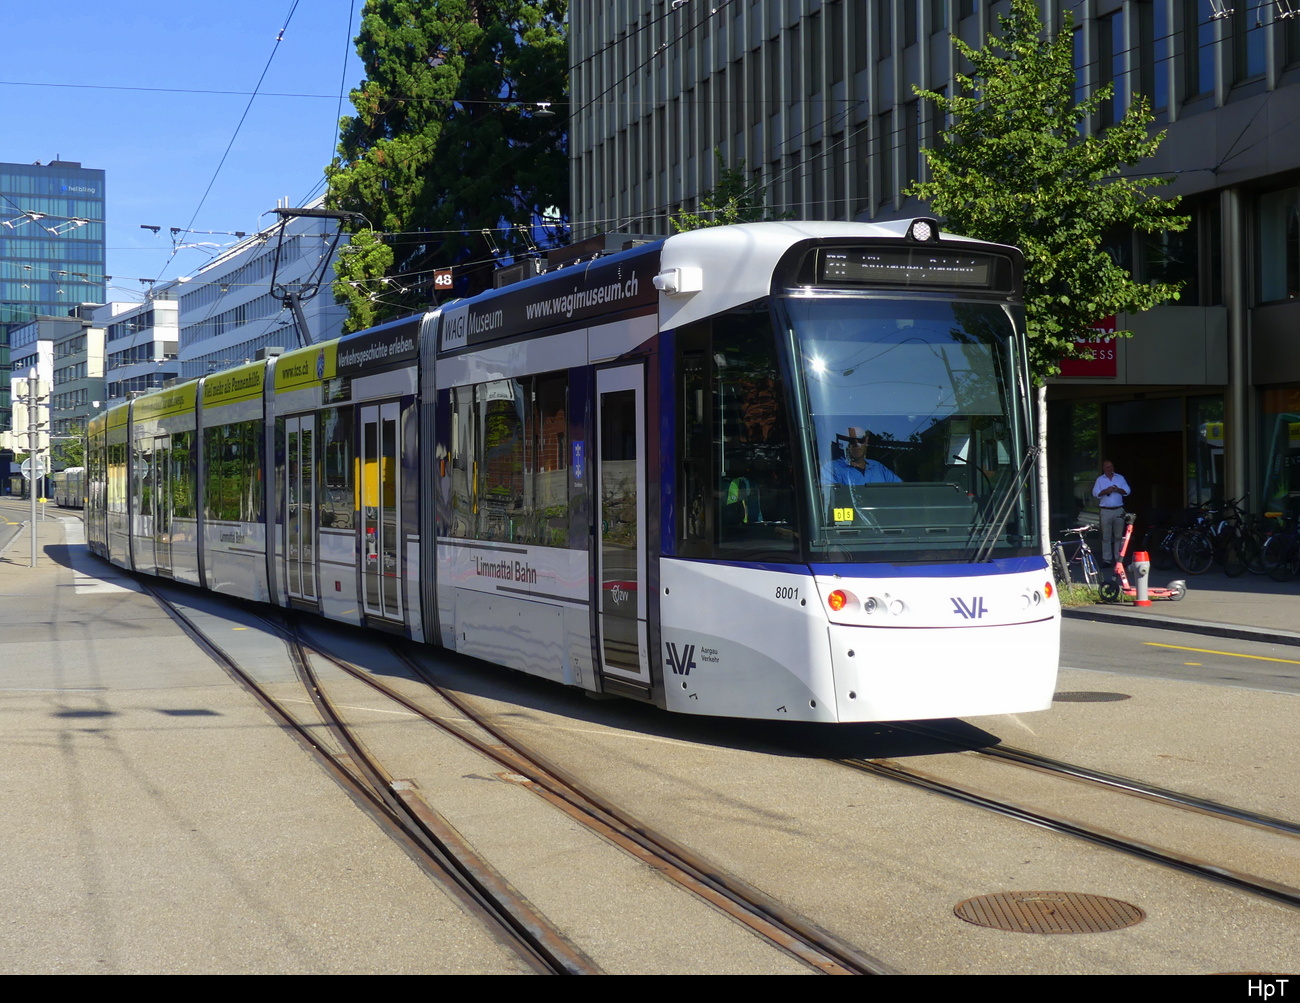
(171, 431, 195, 520)
(320, 407, 354, 529)
(529, 373, 569, 547)
(134, 440, 153, 520)
(204, 420, 263, 523)
(447, 371, 571, 547)
(108, 440, 127, 516)
(677, 303, 799, 561)
(476, 380, 526, 543)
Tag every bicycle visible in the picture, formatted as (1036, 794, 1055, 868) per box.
(1052, 525, 1101, 587)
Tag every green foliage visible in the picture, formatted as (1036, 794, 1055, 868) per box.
(1057, 582, 1102, 607)
(671, 151, 783, 231)
(326, 1, 568, 327)
(53, 435, 84, 468)
(333, 228, 395, 335)
(906, 0, 1188, 382)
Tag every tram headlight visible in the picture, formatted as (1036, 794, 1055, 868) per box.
(863, 596, 880, 614)
(908, 217, 940, 243)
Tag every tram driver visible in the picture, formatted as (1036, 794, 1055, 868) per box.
(820, 426, 901, 485)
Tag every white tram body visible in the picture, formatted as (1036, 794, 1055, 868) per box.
(87, 221, 1059, 723)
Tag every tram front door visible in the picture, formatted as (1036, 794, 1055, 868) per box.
(595, 366, 648, 687)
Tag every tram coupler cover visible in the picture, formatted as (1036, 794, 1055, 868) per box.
(1132, 551, 1151, 606)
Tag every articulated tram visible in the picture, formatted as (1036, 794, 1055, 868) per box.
(87, 220, 1059, 723)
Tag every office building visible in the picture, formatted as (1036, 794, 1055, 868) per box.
(0, 160, 106, 429)
(570, 1, 1300, 523)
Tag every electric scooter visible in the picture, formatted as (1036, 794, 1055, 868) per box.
(1099, 513, 1188, 603)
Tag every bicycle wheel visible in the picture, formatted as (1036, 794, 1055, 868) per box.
(1243, 528, 1268, 575)
(1221, 529, 1246, 578)
(1270, 539, 1298, 582)
(1052, 544, 1072, 589)
(1262, 534, 1288, 575)
(1080, 550, 1100, 585)
(1144, 528, 1175, 570)
(1174, 531, 1213, 575)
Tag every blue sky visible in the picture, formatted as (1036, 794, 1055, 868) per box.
(3, 2, 365, 303)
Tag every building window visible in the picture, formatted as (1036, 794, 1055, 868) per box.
(1098, 11, 1127, 127)
(878, 109, 895, 206)
(1138, 1, 1171, 112)
(1229, 6, 1266, 84)
(1259, 188, 1300, 303)
(1183, 0, 1217, 99)
(930, 0, 948, 35)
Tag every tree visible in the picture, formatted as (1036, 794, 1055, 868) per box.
(906, 0, 1188, 543)
(326, 1, 568, 331)
(671, 151, 782, 231)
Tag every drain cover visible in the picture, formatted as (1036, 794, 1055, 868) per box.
(955, 891, 1145, 934)
(1053, 691, 1131, 702)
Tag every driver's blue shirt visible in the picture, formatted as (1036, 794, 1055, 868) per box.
(821, 457, 901, 485)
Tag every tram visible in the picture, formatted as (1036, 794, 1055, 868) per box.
(87, 220, 1059, 722)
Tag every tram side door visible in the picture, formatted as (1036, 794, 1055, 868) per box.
(152, 434, 172, 574)
(284, 415, 318, 603)
(595, 366, 649, 685)
(360, 402, 402, 621)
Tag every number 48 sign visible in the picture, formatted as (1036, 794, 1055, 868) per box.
(433, 269, 453, 291)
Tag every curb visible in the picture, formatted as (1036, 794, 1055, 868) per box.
(1062, 605, 1300, 648)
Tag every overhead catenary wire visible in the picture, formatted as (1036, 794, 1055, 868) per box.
(151, 1, 303, 285)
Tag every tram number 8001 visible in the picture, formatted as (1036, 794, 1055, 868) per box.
(775, 586, 800, 600)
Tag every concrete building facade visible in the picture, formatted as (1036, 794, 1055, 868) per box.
(98, 297, 180, 403)
(165, 205, 348, 379)
(570, 0, 1300, 527)
(8, 310, 106, 442)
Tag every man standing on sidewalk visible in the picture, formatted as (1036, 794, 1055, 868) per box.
(1092, 459, 1131, 569)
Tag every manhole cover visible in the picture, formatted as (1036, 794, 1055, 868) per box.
(955, 892, 1145, 934)
(1053, 691, 1131, 702)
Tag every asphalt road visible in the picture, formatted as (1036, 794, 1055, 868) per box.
(1061, 617, 1300, 695)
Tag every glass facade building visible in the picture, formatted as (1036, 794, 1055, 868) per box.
(0, 160, 106, 428)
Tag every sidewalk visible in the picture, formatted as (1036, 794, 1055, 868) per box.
(0, 507, 530, 973)
(1062, 563, 1300, 646)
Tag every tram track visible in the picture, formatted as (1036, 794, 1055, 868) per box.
(834, 723, 1300, 911)
(143, 580, 600, 975)
(303, 627, 894, 976)
(145, 580, 894, 975)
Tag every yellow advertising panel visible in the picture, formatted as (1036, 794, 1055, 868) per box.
(133, 381, 198, 422)
(274, 340, 338, 394)
(202, 362, 265, 409)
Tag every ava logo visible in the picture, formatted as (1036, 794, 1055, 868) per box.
(316, 347, 326, 379)
(951, 596, 989, 619)
(665, 642, 697, 676)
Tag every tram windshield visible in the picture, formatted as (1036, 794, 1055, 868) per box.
(786, 296, 1037, 563)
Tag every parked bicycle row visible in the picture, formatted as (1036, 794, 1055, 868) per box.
(1054, 496, 1300, 585)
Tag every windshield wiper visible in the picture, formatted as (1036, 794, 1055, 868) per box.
(965, 446, 1039, 563)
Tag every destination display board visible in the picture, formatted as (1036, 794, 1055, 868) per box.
(812, 247, 1014, 292)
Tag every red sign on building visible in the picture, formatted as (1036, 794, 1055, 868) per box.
(1058, 316, 1118, 378)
